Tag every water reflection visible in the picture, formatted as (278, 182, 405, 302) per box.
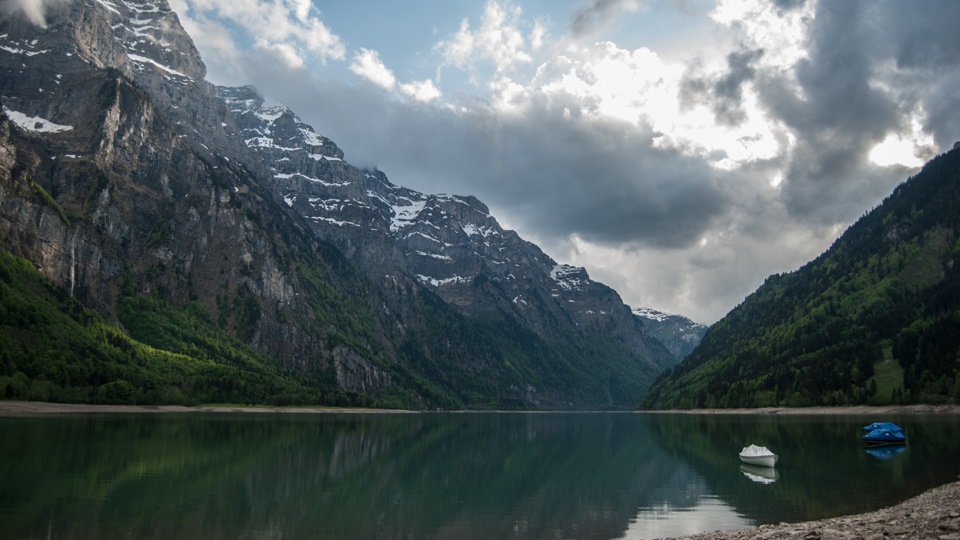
(0, 412, 958, 540)
(865, 446, 907, 460)
(740, 464, 778, 484)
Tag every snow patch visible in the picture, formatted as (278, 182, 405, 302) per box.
(413, 251, 452, 261)
(127, 53, 191, 79)
(311, 216, 362, 228)
(255, 108, 285, 124)
(274, 172, 350, 187)
(3, 107, 73, 133)
(309, 153, 342, 162)
(632, 308, 671, 322)
(415, 274, 471, 287)
(300, 127, 326, 146)
(390, 197, 427, 232)
(550, 264, 587, 291)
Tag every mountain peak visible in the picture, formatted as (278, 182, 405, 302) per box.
(0, 0, 680, 410)
(632, 308, 708, 361)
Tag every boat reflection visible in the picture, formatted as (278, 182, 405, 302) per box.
(740, 464, 779, 484)
(865, 445, 906, 460)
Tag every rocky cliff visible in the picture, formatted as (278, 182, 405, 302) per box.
(0, 0, 676, 409)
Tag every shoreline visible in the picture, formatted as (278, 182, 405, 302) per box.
(640, 404, 960, 415)
(0, 400, 414, 415)
(1, 401, 958, 416)
(667, 479, 960, 540)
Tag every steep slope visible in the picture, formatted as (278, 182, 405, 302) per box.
(219, 86, 672, 366)
(0, 0, 673, 409)
(632, 308, 707, 361)
(0, 0, 399, 404)
(643, 148, 960, 409)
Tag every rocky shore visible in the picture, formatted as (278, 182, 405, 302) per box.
(667, 479, 960, 540)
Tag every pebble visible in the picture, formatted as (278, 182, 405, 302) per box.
(661, 480, 960, 540)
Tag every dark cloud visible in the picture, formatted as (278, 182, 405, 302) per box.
(570, 0, 633, 37)
(869, 0, 960, 147)
(771, 0, 805, 12)
(262, 67, 728, 250)
(686, 0, 956, 227)
(681, 49, 763, 127)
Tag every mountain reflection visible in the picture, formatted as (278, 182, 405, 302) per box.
(1, 412, 959, 539)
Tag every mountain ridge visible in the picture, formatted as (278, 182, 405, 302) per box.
(0, 0, 685, 409)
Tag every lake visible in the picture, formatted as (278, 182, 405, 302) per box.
(1, 412, 959, 539)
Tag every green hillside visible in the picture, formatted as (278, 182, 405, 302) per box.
(0, 251, 330, 406)
(643, 149, 960, 409)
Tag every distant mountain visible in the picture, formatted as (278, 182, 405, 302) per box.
(643, 149, 960, 409)
(632, 308, 707, 361)
(0, 0, 675, 409)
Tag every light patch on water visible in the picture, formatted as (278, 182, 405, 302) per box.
(620, 493, 750, 539)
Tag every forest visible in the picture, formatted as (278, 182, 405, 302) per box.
(643, 149, 960, 409)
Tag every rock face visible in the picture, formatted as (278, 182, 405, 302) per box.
(633, 308, 708, 361)
(0, 0, 679, 409)
(221, 86, 674, 366)
(0, 0, 369, 378)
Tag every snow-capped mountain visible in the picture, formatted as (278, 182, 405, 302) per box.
(0, 0, 680, 409)
(221, 86, 675, 360)
(633, 308, 708, 360)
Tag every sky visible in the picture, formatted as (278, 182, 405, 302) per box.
(162, 0, 959, 324)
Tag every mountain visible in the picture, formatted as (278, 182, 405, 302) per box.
(643, 148, 960, 409)
(632, 308, 707, 361)
(0, 0, 674, 409)
(218, 86, 674, 361)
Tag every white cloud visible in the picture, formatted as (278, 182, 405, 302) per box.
(400, 79, 442, 103)
(171, 0, 345, 80)
(488, 39, 782, 171)
(438, 19, 476, 69)
(711, 0, 815, 74)
(257, 40, 304, 70)
(529, 19, 546, 50)
(436, 1, 534, 74)
(868, 110, 936, 168)
(350, 48, 397, 90)
(0, 0, 69, 28)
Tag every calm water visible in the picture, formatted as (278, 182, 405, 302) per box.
(2, 412, 959, 540)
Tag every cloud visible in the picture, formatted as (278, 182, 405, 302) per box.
(400, 79, 442, 103)
(0, 0, 69, 28)
(170, 0, 345, 83)
(258, 64, 728, 255)
(569, 0, 639, 37)
(681, 49, 764, 127)
(435, 1, 534, 74)
(172, 0, 957, 323)
(701, 0, 952, 228)
(350, 48, 397, 90)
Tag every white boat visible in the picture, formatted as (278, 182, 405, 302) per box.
(739, 444, 778, 468)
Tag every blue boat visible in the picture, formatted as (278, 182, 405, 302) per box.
(862, 422, 904, 433)
(862, 422, 906, 446)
